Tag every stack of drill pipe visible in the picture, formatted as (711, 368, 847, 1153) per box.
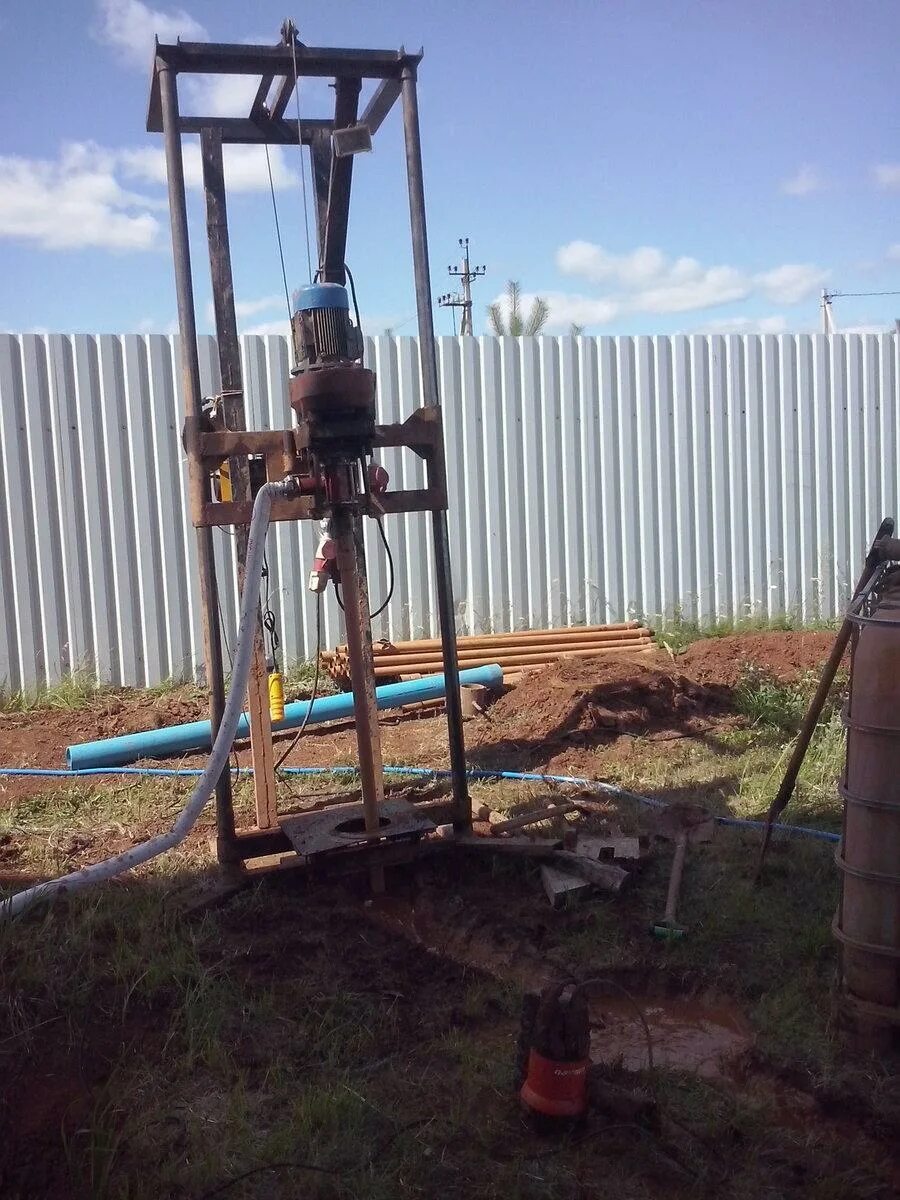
(320, 621, 655, 686)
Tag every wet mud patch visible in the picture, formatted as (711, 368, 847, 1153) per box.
(590, 990, 752, 1078)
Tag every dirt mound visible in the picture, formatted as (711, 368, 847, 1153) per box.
(678, 631, 835, 688)
(486, 655, 729, 750)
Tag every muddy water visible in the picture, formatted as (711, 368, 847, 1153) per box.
(589, 994, 753, 1078)
(367, 894, 754, 1080)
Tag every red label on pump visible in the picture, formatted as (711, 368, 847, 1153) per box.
(520, 1048, 589, 1117)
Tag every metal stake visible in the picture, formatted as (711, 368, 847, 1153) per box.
(400, 62, 471, 832)
(333, 508, 386, 892)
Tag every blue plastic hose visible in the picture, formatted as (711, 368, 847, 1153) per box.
(0, 763, 840, 843)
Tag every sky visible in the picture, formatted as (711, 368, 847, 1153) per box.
(0, 0, 898, 337)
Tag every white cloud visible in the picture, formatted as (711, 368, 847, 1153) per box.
(205, 296, 285, 325)
(184, 74, 262, 120)
(753, 263, 828, 304)
(488, 290, 620, 331)
(0, 142, 161, 251)
(873, 163, 900, 189)
(553, 240, 829, 326)
(780, 164, 824, 196)
(557, 241, 751, 314)
(244, 318, 292, 336)
(888, 244, 900, 262)
(94, 0, 206, 69)
(0, 130, 299, 255)
(119, 143, 296, 191)
(695, 315, 789, 335)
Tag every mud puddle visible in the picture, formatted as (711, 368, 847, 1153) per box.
(590, 994, 753, 1078)
(366, 892, 753, 1081)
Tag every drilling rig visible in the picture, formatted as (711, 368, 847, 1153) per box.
(147, 23, 473, 882)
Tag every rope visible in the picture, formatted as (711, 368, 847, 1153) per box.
(264, 142, 294, 340)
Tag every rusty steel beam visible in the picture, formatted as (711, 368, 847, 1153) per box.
(200, 127, 280, 833)
(400, 61, 470, 832)
(158, 61, 238, 863)
(250, 73, 276, 122)
(309, 128, 331, 265)
(362, 77, 402, 133)
(332, 509, 386, 893)
(175, 116, 331, 143)
(269, 73, 297, 122)
(320, 77, 362, 285)
(154, 41, 416, 78)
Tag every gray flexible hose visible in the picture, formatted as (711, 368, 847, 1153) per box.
(3, 481, 289, 919)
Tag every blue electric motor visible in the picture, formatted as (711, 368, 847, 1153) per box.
(292, 282, 363, 368)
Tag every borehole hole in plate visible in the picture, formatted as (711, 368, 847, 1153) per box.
(334, 816, 391, 835)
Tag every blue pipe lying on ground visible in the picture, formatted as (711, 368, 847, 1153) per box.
(65, 665, 504, 770)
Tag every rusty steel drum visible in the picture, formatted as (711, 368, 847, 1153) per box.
(837, 569, 900, 1050)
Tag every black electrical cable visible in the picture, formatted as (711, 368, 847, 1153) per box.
(261, 550, 280, 664)
(344, 263, 365, 339)
(370, 519, 395, 619)
(273, 593, 323, 771)
(312, 261, 364, 340)
(331, 520, 393, 619)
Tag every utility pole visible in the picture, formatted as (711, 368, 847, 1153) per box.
(821, 288, 836, 334)
(437, 237, 485, 335)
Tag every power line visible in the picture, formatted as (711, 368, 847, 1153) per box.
(824, 289, 900, 300)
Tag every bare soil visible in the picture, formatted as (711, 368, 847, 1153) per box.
(3, 628, 899, 1198)
(677, 630, 836, 687)
(0, 632, 838, 809)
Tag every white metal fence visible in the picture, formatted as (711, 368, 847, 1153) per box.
(0, 332, 897, 689)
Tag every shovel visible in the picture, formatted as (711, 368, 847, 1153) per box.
(650, 803, 715, 939)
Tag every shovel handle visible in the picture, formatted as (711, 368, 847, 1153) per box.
(663, 832, 688, 925)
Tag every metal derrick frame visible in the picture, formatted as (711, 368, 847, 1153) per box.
(149, 32, 470, 871)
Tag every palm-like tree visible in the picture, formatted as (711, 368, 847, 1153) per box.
(487, 280, 550, 336)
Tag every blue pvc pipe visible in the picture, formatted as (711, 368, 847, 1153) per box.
(65, 665, 503, 770)
(0, 761, 841, 844)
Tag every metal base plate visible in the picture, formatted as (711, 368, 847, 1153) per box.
(280, 798, 435, 859)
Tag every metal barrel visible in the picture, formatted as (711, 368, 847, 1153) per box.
(838, 570, 900, 1050)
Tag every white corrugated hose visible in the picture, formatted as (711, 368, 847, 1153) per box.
(2, 480, 291, 919)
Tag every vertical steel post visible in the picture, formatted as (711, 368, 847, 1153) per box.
(200, 128, 280, 831)
(400, 63, 471, 831)
(332, 508, 386, 892)
(158, 59, 237, 862)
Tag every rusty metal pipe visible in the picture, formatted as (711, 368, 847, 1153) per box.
(362, 622, 645, 652)
(756, 517, 895, 879)
(836, 566, 900, 1049)
(332, 509, 385, 893)
(158, 58, 237, 863)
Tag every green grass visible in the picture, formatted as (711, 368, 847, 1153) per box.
(285, 659, 338, 698)
(0, 669, 111, 713)
(652, 611, 838, 654)
(1, 669, 897, 1199)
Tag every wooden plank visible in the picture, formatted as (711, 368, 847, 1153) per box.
(488, 801, 580, 834)
(551, 851, 630, 894)
(453, 834, 562, 858)
(541, 864, 592, 908)
(576, 835, 642, 863)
